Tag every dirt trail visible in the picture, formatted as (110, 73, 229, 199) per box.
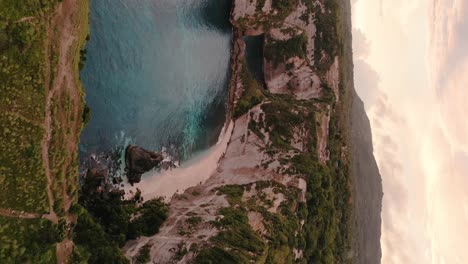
(42, 0, 82, 262)
(41, 14, 59, 227)
(6, 111, 44, 128)
(14, 16, 36, 23)
(49, 0, 80, 217)
(0, 208, 42, 219)
(1, 0, 83, 262)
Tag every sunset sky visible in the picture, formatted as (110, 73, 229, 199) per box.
(351, 0, 468, 263)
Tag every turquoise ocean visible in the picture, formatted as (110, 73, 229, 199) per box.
(79, 0, 232, 162)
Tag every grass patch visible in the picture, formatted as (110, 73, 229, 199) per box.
(234, 61, 265, 118)
(134, 243, 151, 264)
(0, 216, 61, 263)
(264, 33, 308, 67)
(196, 207, 266, 263)
(216, 184, 245, 205)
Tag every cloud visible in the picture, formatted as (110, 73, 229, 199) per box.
(352, 29, 370, 58)
(422, 125, 468, 264)
(352, 2, 419, 262)
(426, 2, 468, 261)
(354, 0, 468, 262)
(352, 29, 381, 109)
(431, 0, 468, 90)
(367, 93, 417, 264)
(430, 0, 468, 150)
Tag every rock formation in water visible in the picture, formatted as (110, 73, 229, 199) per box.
(124, 0, 383, 263)
(125, 145, 164, 185)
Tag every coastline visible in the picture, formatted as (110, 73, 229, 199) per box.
(124, 121, 234, 201)
(76, 0, 382, 262)
(119, 9, 244, 202)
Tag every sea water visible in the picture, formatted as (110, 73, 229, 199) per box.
(79, 0, 232, 162)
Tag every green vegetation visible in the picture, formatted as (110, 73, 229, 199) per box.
(234, 61, 265, 118)
(264, 33, 308, 66)
(187, 216, 203, 226)
(216, 184, 245, 204)
(226, 0, 354, 259)
(74, 168, 168, 262)
(271, 0, 298, 18)
(261, 94, 318, 153)
(77, 175, 169, 250)
(252, 91, 352, 263)
(234, 0, 297, 32)
(0, 216, 61, 263)
(72, 205, 128, 264)
(256, 0, 267, 11)
(0, 0, 57, 213)
(0, 0, 172, 263)
(195, 206, 266, 264)
(0, 0, 89, 262)
(134, 243, 152, 264)
(209, 181, 304, 263)
(233, 90, 352, 263)
(272, 0, 297, 13)
(304, 0, 344, 71)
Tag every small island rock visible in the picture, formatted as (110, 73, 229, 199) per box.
(125, 145, 163, 185)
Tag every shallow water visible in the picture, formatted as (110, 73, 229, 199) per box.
(124, 121, 233, 200)
(79, 0, 232, 160)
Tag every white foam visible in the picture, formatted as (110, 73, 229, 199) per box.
(123, 121, 233, 201)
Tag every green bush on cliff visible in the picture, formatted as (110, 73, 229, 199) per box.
(272, 0, 298, 18)
(76, 175, 168, 263)
(129, 198, 169, 237)
(73, 205, 129, 264)
(0, 216, 61, 263)
(194, 245, 248, 264)
(264, 33, 308, 67)
(195, 207, 265, 263)
(234, 61, 265, 118)
(79, 176, 169, 248)
(134, 243, 152, 264)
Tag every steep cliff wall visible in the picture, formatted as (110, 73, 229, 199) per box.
(124, 0, 382, 263)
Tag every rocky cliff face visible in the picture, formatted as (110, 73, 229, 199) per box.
(124, 1, 382, 263)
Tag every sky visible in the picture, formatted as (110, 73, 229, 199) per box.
(351, 0, 468, 263)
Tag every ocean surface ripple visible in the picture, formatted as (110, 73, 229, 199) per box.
(79, 0, 232, 162)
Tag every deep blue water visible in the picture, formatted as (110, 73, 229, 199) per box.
(80, 0, 232, 160)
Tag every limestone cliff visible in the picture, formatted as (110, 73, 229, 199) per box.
(124, 0, 382, 263)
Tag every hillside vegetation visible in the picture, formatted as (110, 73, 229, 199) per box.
(0, 0, 90, 262)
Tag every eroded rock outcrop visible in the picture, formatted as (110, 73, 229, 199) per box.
(125, 145, 163, 185)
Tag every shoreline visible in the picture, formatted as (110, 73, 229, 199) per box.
(124, 121, 234, 201)
(122, 15, 246, 202)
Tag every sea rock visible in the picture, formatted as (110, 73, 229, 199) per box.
(85, 155, 109, 180)
(125, 145, 163, 185)
(86, 166, 109, 180)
